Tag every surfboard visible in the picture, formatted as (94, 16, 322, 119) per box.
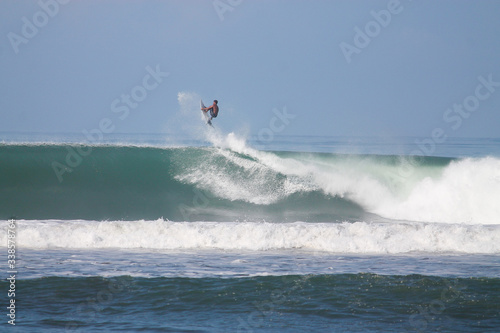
(200, 99, 213, 126)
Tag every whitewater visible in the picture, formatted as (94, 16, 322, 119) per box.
(3, 131, 499, 224)
(188, 130, 500, 225)
(2, 129, 500, 332)
(4, 219, 499, 254)
(1, 130, 500, 255)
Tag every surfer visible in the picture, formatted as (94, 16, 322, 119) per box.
(202, 100, 219, 123)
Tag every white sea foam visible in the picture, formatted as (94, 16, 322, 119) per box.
(3, 220, 499, 254)
(182, 132, 500, 224)
(375, 157, 500, 223)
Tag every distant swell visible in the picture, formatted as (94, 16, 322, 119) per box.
(3, 220, 500, 254)
(1, 134, 499, 224)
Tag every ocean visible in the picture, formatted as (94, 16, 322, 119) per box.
(1, 132, 499, 332)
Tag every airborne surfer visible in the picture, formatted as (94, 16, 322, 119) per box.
(201, 100, 219, 125)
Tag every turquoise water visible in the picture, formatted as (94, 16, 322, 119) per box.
(1, 133, 499, 332)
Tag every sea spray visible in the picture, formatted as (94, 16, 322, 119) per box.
(4, 219, 500, 253)
(1, 137, 499, 224)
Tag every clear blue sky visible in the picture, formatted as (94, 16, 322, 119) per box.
(1, 0, 499, 138)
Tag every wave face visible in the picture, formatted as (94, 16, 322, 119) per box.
(1, 133, 499, 224)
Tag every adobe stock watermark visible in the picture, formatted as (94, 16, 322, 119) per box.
(51, 64, 169, 183)
(442, 74, 499, 131)
(237, 249, 323, 332)
(255, 106, 295, 148)
(339, 0, 408, 64)
(237, 275, 313, 333)
(7, 0, 71, 54)
(408, 279, 464, 332)
(6, 219, 17, 326)
(65, 277, 135, 332)
(394, 74, 499, 182)
(178, 188, 216, 221)
(213, 0, 243, 21)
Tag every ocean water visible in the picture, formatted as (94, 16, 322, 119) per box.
(1, 131, 500, 332)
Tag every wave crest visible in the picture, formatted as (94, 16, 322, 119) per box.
(1, 134, 499, 224)
(5, 220, 500, 253)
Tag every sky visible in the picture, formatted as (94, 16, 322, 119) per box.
(1, 0, 499, 138)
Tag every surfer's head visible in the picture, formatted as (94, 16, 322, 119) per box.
(214, 100, 218, 104)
